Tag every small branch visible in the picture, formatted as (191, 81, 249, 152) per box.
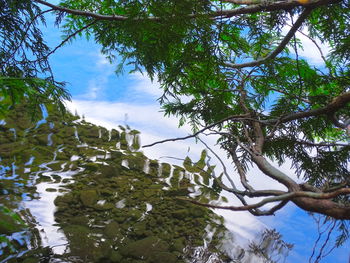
(329, 114, 350, 129)
(268, 87, 311, 103)
(314, 220, 337, 263)
(197, 137, 240, 192)
(35, 0, 144, 21)
(142, 113, 249, 148)
(223, 7, 313, 69)
(45, 20, 97, 59)
(292, 25, 328, 65)
(229, 145, 255, 192)
(295, 139, 349, 148)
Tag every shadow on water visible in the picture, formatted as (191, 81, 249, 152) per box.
(0, 103, 292, 263)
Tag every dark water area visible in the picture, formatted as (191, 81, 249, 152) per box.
(0, 104, 289, 263)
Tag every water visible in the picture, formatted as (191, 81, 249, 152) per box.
(0, 103, 290, 262)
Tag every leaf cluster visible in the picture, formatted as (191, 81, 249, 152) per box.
(0, 0, 70, 119)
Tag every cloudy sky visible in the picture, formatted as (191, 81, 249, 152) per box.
(39, 8, 348, 263)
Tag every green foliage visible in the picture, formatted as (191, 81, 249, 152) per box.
(0, 0, 70, 119)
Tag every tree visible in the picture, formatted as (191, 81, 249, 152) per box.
(2, 0, 350, 246)
(0, 0, 70, 119)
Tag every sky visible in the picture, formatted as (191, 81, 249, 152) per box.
(37, 6, 349, 263)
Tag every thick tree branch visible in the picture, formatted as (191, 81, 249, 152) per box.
(265, 92, 350, 125)
(35, 0, 339, 22)
(251, 154, 299, 189)
(178, 188, 350, 216)
(223, 7, 313, 69)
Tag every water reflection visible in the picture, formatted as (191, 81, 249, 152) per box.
(0, 104, 291, 262)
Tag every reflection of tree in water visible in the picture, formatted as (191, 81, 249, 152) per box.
(0, 104, 292, 262)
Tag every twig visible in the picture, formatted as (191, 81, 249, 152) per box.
(142, 113, 249, 148)
(44, 20, 97, 59)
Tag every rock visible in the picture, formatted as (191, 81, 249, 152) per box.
(104, 221, 120, 239)
(80, 190, 98, 207)
(100, 165, 116, 177)
(171, 209, 189, 219)
(171, 237, 186, 252)
(51, 174, 62, 183)
(109, 251, 122, 262)
(84, 162, 99, 172)
(120, 236, 169, 259)
(149, 252, 177, 263)
(54, 193, 74, 206)
(47, 162, 62, 171)
(45, 188, 57, 192)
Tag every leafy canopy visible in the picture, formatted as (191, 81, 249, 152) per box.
(0, 0, 70, 119)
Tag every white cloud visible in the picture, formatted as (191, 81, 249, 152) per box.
(78, 52, 115, 100)
(129, 72, 163, 98)
(282, 22, 330, 66)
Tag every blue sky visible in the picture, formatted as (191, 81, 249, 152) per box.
(39, 9, 349, 263)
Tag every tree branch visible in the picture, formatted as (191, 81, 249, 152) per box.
(35, 0, 339, 22)
(178, 188, 350, 212)
(251, 154, 299, 189)
(265, 92, 350, 125)
(223, 7, 313, 69)
(45, 20, 97, 59)
(142, 113, 249, 148)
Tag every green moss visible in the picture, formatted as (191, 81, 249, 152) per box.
(54, 193, 74, 206)
(109, 251, 122, 263)
(69, 216, 89, 225)
(37, 175, 52, 183)
(143, 189, 159, 198)
(149, 160, 159, 176)
(161, 163, 171, 177)
(94, 202, 114, 211)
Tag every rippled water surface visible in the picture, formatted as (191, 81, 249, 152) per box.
(0, 104, 289, 263)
